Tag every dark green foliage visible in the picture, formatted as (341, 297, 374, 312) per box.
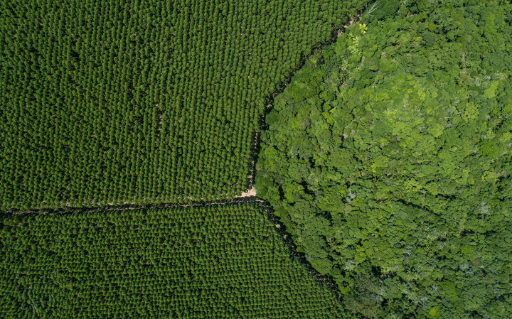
(0, 0, 368, 210)
(257, 1, 512, 317)
(0, 203, 343, 318)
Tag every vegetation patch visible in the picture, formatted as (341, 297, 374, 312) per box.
(256, 1, 512, 317)
(0, 203, 343, 318)
(0, 0, 367, 210)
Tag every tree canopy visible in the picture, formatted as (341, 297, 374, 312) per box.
(0, 0, 368, 210)
(0, 204, 343, 318)
(256, 1, 512, 317)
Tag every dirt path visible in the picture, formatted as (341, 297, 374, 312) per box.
(236, 187, 257, 198)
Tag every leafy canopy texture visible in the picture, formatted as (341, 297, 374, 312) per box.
(256, 0, 512, 318)
(0, 203, 343, 318)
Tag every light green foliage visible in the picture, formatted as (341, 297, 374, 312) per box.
(257, 1, 512, 317)
(0, 0, 368, 210)
(0, 204, 343, 318)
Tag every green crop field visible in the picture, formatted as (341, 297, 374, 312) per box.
(0, 0, 366, 210)
(0, 203, 343, 318)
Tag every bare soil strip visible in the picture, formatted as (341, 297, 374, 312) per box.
(236, 187, 257, 198)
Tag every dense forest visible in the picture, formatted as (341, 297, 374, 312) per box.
(256, 0, 512, 317)
(0, 0, 367, 210)
(0, 203, 344, 318)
